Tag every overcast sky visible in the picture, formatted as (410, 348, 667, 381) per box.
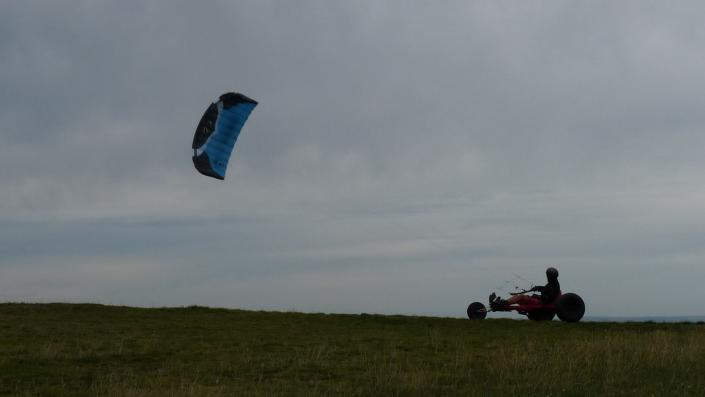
(3, 1, 705, 317)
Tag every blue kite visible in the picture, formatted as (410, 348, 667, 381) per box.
(192, 92, 258, 180)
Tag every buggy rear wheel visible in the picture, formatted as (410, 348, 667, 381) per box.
(556, 293, 585, 322)
(467, 302, 487, 320)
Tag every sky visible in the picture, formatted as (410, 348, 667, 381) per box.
(3, 1, 705, 318)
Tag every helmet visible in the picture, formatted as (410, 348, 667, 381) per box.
(546, 267, 559, 278)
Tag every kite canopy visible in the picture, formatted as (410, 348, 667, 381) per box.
(192, 92, 257, 180)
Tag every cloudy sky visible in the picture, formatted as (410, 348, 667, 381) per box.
(3, 1, 705, 318)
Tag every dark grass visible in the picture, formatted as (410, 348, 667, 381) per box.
(1, 303, 705, 396)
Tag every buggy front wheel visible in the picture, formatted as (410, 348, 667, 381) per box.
(467, 302, 487, 320)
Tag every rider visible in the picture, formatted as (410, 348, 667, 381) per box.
(490, 267, 561, 309)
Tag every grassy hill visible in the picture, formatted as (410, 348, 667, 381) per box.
(1, 303, 704, 396)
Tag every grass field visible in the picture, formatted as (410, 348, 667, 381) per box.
(1, 303, 705, 396)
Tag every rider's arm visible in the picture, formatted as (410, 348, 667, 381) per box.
(531, 285, 545, 293)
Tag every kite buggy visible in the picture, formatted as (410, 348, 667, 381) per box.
(467, 291, 585, 322)
(467, 267, 585, 322)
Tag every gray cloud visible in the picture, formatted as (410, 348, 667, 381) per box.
(3, 1, 705, 317)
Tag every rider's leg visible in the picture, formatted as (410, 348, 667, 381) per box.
(506, 294, 523, 305)
(508, 294, 542, 305)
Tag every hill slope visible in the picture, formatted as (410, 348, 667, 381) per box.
(1, 303, 704, 396)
